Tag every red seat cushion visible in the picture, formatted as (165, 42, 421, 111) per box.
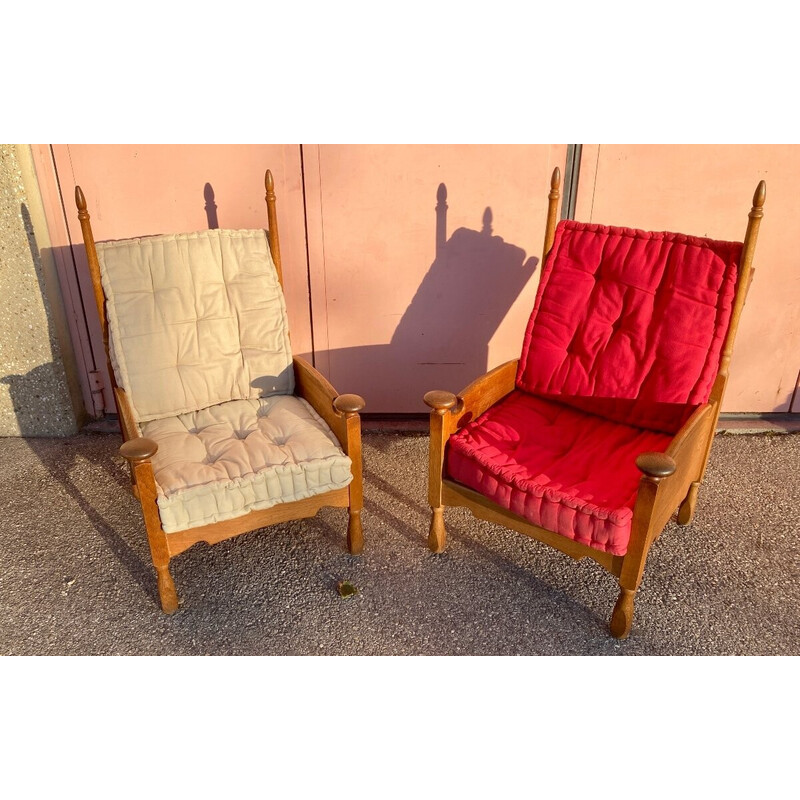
(445, 391, 675, 556)
(516, 220, 741, 433)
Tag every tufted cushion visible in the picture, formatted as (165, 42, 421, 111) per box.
(139, 396, 352, 533)
(446, 391, 674, 555)
(97, 229, 294, 423)
(516, 220, 741, 433)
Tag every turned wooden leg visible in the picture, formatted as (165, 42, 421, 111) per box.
(677, 481, 700, 526)
(155, 561, 179, 614)
(347, 508, 364, 555)
(428, 506, 447, 553)
(125, 450, 181, 614)
(610, 587, 636, 639)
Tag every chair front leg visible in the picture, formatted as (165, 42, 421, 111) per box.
(611, 452, 677, 639)
(424, 391, 459, 553)
(121, 439, 179, 614)
(334, 394, 365, 555)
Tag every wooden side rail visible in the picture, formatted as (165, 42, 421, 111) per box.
(292, 356, 364, 448)
(292, 355, 364, 554)
(425, 358, 518, 438)
(424, 358, 518, 552)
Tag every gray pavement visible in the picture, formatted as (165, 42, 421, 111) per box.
(1, 429, 798, 656)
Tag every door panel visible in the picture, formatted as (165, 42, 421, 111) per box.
(45, 144, 794, 418)
(575, 144, 800, 413)
(48, 144, 310, 415)
(304, 144, 567, 413)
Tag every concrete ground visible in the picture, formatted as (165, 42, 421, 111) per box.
(1, 428, 798, 656)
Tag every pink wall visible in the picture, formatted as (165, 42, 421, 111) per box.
(35, 144, 799, 418)
(575, 144, 800, 413)
(39, 145, 311, 415)
(303, 144, 567, 412)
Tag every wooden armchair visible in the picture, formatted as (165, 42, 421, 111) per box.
(424, 168, 765, 638)
(75, 171, 364, 613)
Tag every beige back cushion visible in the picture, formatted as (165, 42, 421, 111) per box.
(97, 229, 294, 423)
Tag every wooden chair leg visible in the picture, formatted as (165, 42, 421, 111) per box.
(428, 506, 447, 553)
(610, 586, 636, 639)
(677, 481, 700, 525)
(154, 559, 179, 614)
(127, 454, 181, 614)
(347, 508, 364, 555)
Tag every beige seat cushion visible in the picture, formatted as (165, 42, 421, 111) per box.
(140, 396, 352, 533)
(97, 229, 294, 423)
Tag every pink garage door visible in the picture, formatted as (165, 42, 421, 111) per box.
(37, 143, 567, 417)
(303, 144, 568, 413)
(35, 144, 310, 417)
(37, 144, 796, 418)
(574, 144, 800, 413)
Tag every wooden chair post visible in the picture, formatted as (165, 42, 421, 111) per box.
(75, 187, 107, 347)
(75, 186, 134, 449)
(120, 438, 179, 614)
(719, 180, 766, 378)
(542, 167, 561, 263)
(265, 169, 284, 290)
(423, 390, 458, 553)
(332, 394, 366, 555)
(678, 180, 766, 525)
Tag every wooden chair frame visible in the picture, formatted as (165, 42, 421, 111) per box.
(424, 168, 765, 638)
(75, 171, 364, 613)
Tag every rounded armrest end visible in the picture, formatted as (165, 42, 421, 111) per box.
(120, 437, 159, 462)
(424, 390, 458, 411)
(636, 452, 677, 478)
(334, 393, 366, 414)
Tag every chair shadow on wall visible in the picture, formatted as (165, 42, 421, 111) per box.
(308, 182, 541, 413)
(201, 179, 541, 412)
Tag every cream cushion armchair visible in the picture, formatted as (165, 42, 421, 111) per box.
(76, 173, 364, 613)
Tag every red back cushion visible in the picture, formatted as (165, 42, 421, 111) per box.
(516, 220, 742, 433)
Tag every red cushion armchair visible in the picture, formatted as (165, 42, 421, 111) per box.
(424, 168, 765, 638)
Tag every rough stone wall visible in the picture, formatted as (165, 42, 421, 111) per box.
(0, 145, 79, 436)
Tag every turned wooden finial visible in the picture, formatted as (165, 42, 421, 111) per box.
(751, 180, 766, 217)
(718, 178, 766, 377)
(75, 185, 87, 215)
(543, 166, 562, 262)
(74, 184, 109, 343)
(263, 168, 283, 288)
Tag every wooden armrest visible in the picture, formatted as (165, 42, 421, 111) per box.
(636, 452, 677, 478)
(293, 356, 364, 447)
(425, 359, 518, 439)
(423, 390, 458, 411)
(665, 403, 715, 462)
(425, 361, 518, 504)
(120, 437, 158, 462)
(627, 402, 717, 562)
(457, 359, 518, 420)
(334, 394, 366, 414)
